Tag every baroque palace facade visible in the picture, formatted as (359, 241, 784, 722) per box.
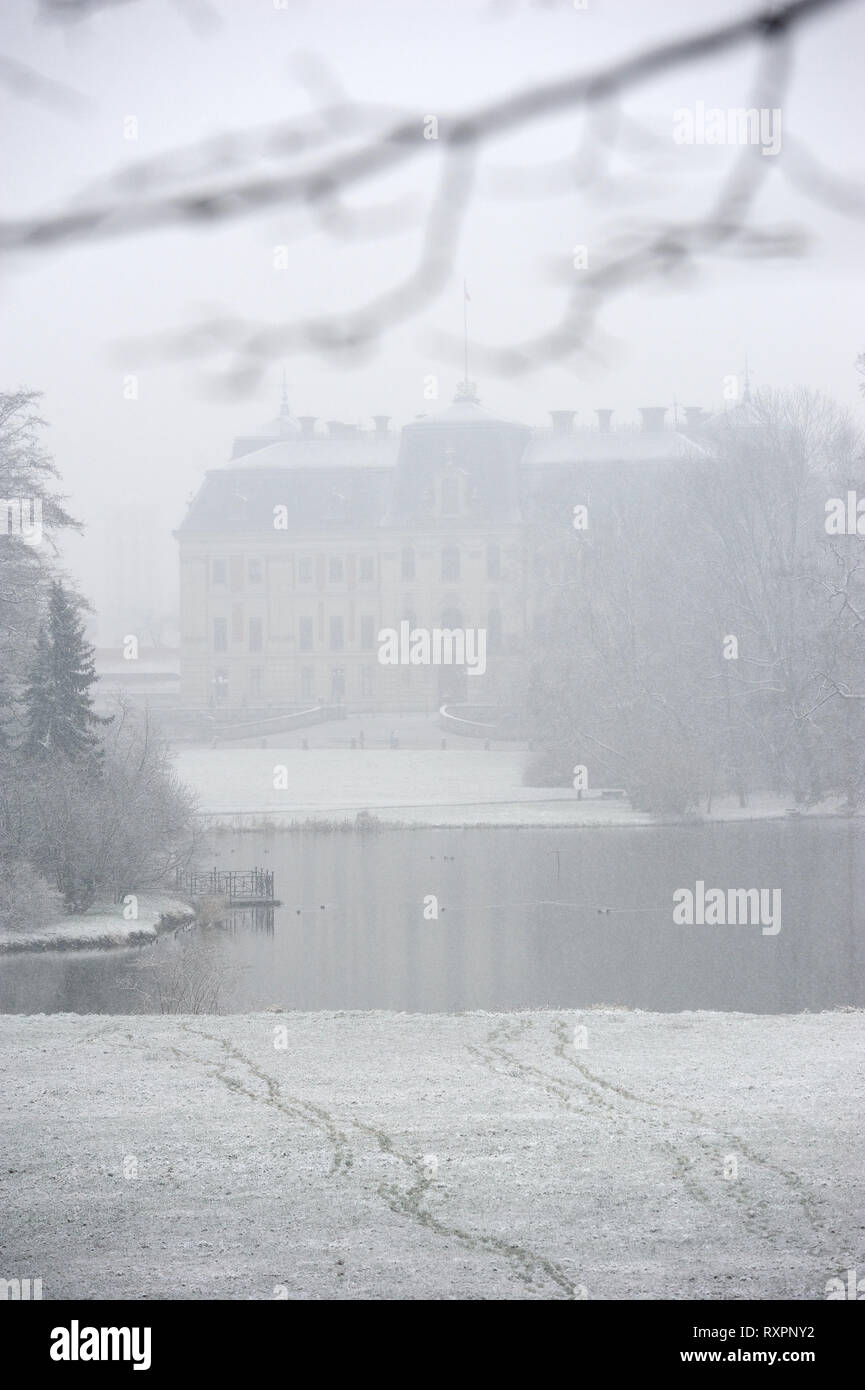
(175, 384, 701, 714)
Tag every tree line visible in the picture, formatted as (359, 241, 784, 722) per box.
(525, 387, 865, 814)
(0, 391, 196, 928)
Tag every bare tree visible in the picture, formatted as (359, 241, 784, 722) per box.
(1, 0, 861, 386)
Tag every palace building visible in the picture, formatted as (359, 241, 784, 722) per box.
(175, 384, 702, 716)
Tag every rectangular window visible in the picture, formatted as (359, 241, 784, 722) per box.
(328, 557, 344, 583)
(299, 617, 313, 651)
(441, 547, 461, 581)
(298, 558, 313, 583)
(213, 616, 227, 652)
(212, 559, 226, 586)
(248, 617, 263, 653)
(359, 556, 375, 583)
(330, 616, 344, 650)
(231, 605, 243, 643)
(248, 559, 263, 584)
(360, 616, 375, 649)
(301, 667, 314, 701)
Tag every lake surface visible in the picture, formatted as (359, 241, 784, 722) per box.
(2, 822, 863, 1014)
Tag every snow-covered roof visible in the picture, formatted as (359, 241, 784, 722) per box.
(522, 428, 708, 467)
(407, 397, 525, 430)
(226, 436, 399, 470)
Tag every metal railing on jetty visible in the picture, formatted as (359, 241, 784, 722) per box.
(175, 867, 277, 905)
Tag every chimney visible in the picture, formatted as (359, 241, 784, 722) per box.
(372, 415, 391, 437)
(550, 410, 576, 434)
(596, 409, 613, 433)
(298, 416, 317, 438)
(684, 406, 706, 428)
(639, 406, 667, 433)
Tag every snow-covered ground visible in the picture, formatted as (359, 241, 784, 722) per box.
(2, 1007, 862, 1300)
(175, 748, 817, 828)
(0, 896, 194, 954)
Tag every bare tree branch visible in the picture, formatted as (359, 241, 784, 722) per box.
(1, 0, 859, 383)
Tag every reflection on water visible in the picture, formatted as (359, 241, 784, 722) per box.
(222, 906, 275, 935)
(1, 822, 862, 1015)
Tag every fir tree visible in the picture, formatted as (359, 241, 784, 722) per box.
(22, 581, 107, 761)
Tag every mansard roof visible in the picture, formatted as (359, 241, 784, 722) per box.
(406, 396, 526, 430)
(176, 464, 393, 534)
(384, 387, 530, 525)
(522, 427, 707, 468)
(227, 436, 400, 470)
(176, 389, 711, 537)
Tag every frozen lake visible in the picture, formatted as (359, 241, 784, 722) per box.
(2, 821, 863, 1014)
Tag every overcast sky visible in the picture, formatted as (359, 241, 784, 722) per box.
(2, 0, 864, 624)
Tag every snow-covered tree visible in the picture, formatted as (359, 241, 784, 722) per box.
(22, 579, 107, 762)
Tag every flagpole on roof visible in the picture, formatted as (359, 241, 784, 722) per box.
(463, 278, 470, 391)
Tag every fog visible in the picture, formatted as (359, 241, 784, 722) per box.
(3, 0, 865, 1320)
(1, 0, 864, 631)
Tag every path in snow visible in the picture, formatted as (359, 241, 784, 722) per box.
(1, 1009, 862, 1300)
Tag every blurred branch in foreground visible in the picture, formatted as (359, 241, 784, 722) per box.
(1, 0, 861, 384)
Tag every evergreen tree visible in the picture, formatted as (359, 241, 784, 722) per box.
(22, 580, 106, 761)
(0, 391, 77, 706)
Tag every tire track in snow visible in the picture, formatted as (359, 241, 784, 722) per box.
(176, 1026, 353, 1176)
(548, 1017, 826, 1240)
(180, 1024, 578, 1298)
(469, 1018, 712, 1209)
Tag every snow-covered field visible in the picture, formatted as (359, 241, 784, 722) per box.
(2, 1007, 862, 1300)
(175, 748, 810, 828)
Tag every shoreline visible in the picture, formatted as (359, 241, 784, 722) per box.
(0, 896, 195, 956)
(197, 807, 857, 831)
(173, 747, 858, 830)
